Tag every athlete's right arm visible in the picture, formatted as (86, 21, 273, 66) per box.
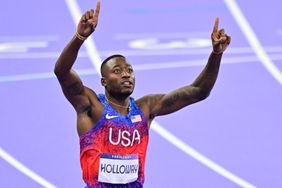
(54, 2, 100, 111)
(54, 35, 88, 110)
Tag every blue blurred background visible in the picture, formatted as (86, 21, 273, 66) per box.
(0, 0, 281, 187)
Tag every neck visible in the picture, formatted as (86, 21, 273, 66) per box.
(105, 94, 130, 112)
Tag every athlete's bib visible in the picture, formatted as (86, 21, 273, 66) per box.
(98, 153, 139, 184)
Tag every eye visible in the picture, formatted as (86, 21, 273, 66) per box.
(127, 68, 133, 73)
(113, 69, 122, 74)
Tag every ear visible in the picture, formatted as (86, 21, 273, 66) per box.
(101, 77, 107, 86)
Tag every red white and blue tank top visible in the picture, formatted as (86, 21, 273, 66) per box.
(80, 94, 149, 188)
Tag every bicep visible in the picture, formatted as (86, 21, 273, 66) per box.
(56, 70, 91, 111)
(144, 85, 208, 117)
(56, 69, 83, 91)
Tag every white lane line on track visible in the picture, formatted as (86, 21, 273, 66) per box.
(0, 35, 59, 41)
(224, 0, 282, 85)
(151, 122, 257, 188)
(65, 0, 258, 187)
(2, 53, 282, 83)
(0, 147, 57, 188)
(1, 46, 282, 59)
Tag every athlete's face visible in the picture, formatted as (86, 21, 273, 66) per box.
(101, 57, 135, 96)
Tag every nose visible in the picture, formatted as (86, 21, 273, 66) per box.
(121, 70, 130, 77)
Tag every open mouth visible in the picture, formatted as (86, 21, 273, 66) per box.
(121, 81, 133, 86)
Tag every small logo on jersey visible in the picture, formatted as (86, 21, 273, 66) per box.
(131, 115, 142, 123)
(106, 114, 119, 119)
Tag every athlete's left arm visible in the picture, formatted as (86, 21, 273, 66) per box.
(138, 17, 231, 120)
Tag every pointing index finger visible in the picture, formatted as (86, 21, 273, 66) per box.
(94, 0, 101, 18)
(213, 16, 219, 33)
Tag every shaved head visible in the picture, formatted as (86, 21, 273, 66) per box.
(100, 54, 125, 76)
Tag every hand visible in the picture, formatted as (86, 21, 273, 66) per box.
(77, 0, 101, 38)
(211, 17, 231, 54)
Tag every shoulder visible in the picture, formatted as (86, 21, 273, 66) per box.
(135, 95, 150, 109)
(136, 94, 164, 107)
(84, 87, 101, 101)
(135, 94, 165, 121)
(75, 87, 103, 113)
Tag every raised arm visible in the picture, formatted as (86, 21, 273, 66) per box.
(54, 1, 100, 111)
(188, 17, 230, 96)
(138, 17, 231, 121)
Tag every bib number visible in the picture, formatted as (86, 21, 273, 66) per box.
(98, 153, 139, 184)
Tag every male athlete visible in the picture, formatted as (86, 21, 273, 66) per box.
(54, 0, 230, 187)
